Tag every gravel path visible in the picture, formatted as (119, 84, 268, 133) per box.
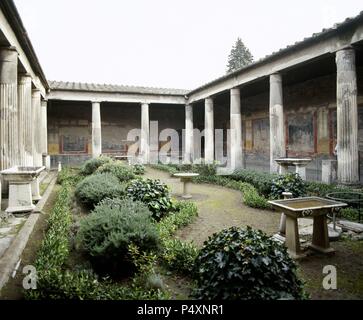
(145, 167, 281, 247)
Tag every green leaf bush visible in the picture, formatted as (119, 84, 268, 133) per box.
(75, 173, 125, 208)
(230, 169, 279, 197)
(80, 156, 113, 176)
(193, 226, 306, 300)
(133, 164, 146, 175)
(96, 161, 135, 182)
(271, 173, 306, 199)
(127, 178, 175, 220)
(76, 198, 161, 275)
(239, 182, 271, 209)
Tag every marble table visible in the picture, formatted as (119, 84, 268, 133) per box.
(275, 158, 312, 180)
(173, 173, 200, 199)
(1, 166, 45, 214)
(269, 197, 347, 259)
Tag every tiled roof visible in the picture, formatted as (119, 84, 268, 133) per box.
(188, 10, 363, 95)
(49, 81, 189, 96)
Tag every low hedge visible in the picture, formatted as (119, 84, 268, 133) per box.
(157, 201, 199, 275)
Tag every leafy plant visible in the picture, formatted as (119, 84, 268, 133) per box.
(239, 182, 271, 209)
(75, 173, 125, 208)
(193, 226, 306, 300)
(96, 161, 135, 182)
(230, 169, 279, 197)
(76, 198, 160, 275)
(271, 173, 306, 199)
(127, 178, 175, 220)
(80, 156, 113, 176)
(161, 239, 199, 275)
(133, 164, 146, 175)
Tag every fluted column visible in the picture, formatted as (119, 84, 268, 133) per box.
(41, 100, 49, 168)
(140, 103, 150, 164)
(92, 102, 102, 158)
(0, 47, 19, 173)
(18, 74, 32, 166)
(32, 89, 42, 166)
(336, 48, 359, 184)
(230, 88, 243, 169)
(184, 104, 193, 164)
(269, 73, 285, 173)
(205, 98, 214, 164)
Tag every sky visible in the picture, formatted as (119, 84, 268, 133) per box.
(14, 0, 363, 90)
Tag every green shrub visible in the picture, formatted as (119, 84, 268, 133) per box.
(96, 161, 135, 182)
(193, 226, 306, 300)
(271, 173, 306, 199)
(127, 178, 175, 220)
(305, 181, 348, 197)
(162, 239, 199, 275)
(75, 173, 125, 208)
(240, 182, 271, 209)
(133, 164, 146, 175)
(340, 207, 361, 222)
(157, 201, 198, 239)
(76, 198, 160, 274)
(80, 156, 113, 175)
(230, 169, 278, 197)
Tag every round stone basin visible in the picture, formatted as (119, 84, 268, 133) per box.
(275, 158, 312, 166)
(173, 173, 200, 179)
(1, 166, 46, 182)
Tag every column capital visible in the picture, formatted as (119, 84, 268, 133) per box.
(0, 46, 18, 61)
(230, 88, 240, 96)
(18, 73, 32, 84)
(270, 73, 282, 83)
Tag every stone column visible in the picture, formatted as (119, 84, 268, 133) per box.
(205, 98, 214, 164)
(336, 48, 359, 184)
(269, 73, 285, 173)
(32, 89, 42, 166)
(0, 47, 19, 171)
(230, 88, 243, 169)
(41, 100, 50, 169)
(184, 104, 193, 164)
(92, 102, 102, 158)
(140, 103, 150, 164)
(1, 47, 18, 202)
(18, 74, 32, 166)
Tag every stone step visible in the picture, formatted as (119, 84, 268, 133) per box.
(337, 220, 363, 233)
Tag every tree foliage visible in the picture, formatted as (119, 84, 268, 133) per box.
(226, 38, 253, 74)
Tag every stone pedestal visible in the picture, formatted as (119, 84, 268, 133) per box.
(31, 178, 42, 201)
(322, 160, 337, 184)
(269, 73, 285, 173)
(336, 48, 359, 184)
(205, 98, 214, 164)
(92, 102, 102, 158)
(140, 103, 150, 164)
(7, 182, 35, 214)
(184, 104, 194, 164)
(295, 164, 307, 181)
(230, 88, 243, 170)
